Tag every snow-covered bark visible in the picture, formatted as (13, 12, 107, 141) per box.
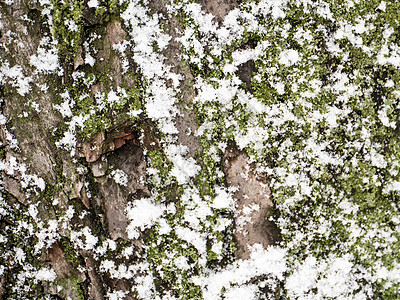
(1, 0, 400, 299)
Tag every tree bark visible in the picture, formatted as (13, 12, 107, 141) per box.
(0, 1, 279, 299)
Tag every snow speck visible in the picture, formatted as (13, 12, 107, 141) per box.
(377, 1, 386, 11)
(212, 186, 235, 210)
(85, 53, 96, 67)
(126, 198, 164, 239)
(30, 40, 60, 74)
(14, 247, 26, 264)
(56, 131, 77, 151)
(111, 169, 128, 186)
(64, 19, 79, 32)
(88, 0, 99, 8)
(195, 245, 287, 299)
(0, 63, 32, 96)
(53, 91, 74, 118)
(36, 267, 57, 282)
(145, 81, 176, 120)
(82, 226, 98, 250)
(107, 290, 127, 300)
(166, 144, 200, 184)
(224, 285, 259, 300)
(278, 49, 300, 67)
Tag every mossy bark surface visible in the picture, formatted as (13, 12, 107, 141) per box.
(3, 0, 400, 299)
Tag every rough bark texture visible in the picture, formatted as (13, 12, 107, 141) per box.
(0, 1, 279, 298)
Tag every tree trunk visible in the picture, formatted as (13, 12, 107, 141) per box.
(0, 0, 279, 299)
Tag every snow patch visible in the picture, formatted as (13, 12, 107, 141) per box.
(126, 198, 164, 239)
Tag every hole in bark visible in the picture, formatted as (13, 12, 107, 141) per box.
(237, 60, 255, 93)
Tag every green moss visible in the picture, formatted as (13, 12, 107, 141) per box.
(0, 143, 6, 160)
(148, 150, 173, 181)
(51, 0, 84, 61)
(60, 236, 80, 268)
(145, 232, 203, 299)
(55, 276, 85, 300)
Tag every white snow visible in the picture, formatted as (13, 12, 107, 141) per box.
(35, 268, 57, 282)
(278, 49, 300, 67)
(145, 81, 176, 120)
(107, 290, 127, 300)
(85, 53, 96, 66)
(126, 198, 164, 239)
(30, 38, 60, 74)
(88, 0, 99, 8)
(224, 285, 259, 300)
(111, 169, 128, 186)
(166, 144, 200, 185)
(212, 186, 235, 210)
(0, 62, 32, 96)
(194, 245, 287, 299)
(53, 91, 74, 118)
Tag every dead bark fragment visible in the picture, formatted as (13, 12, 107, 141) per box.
(47, 243, 87, 300)
(48, 243, 73, 278)
(91, 159, 108, 177)
(2, 175, 27, 205)
(224, 145, 280, 260)
(199, 0, 239, 24)
(77, 122, 136, 163)
(99, 142, 149, 240)
(85, 256, 105, 300)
